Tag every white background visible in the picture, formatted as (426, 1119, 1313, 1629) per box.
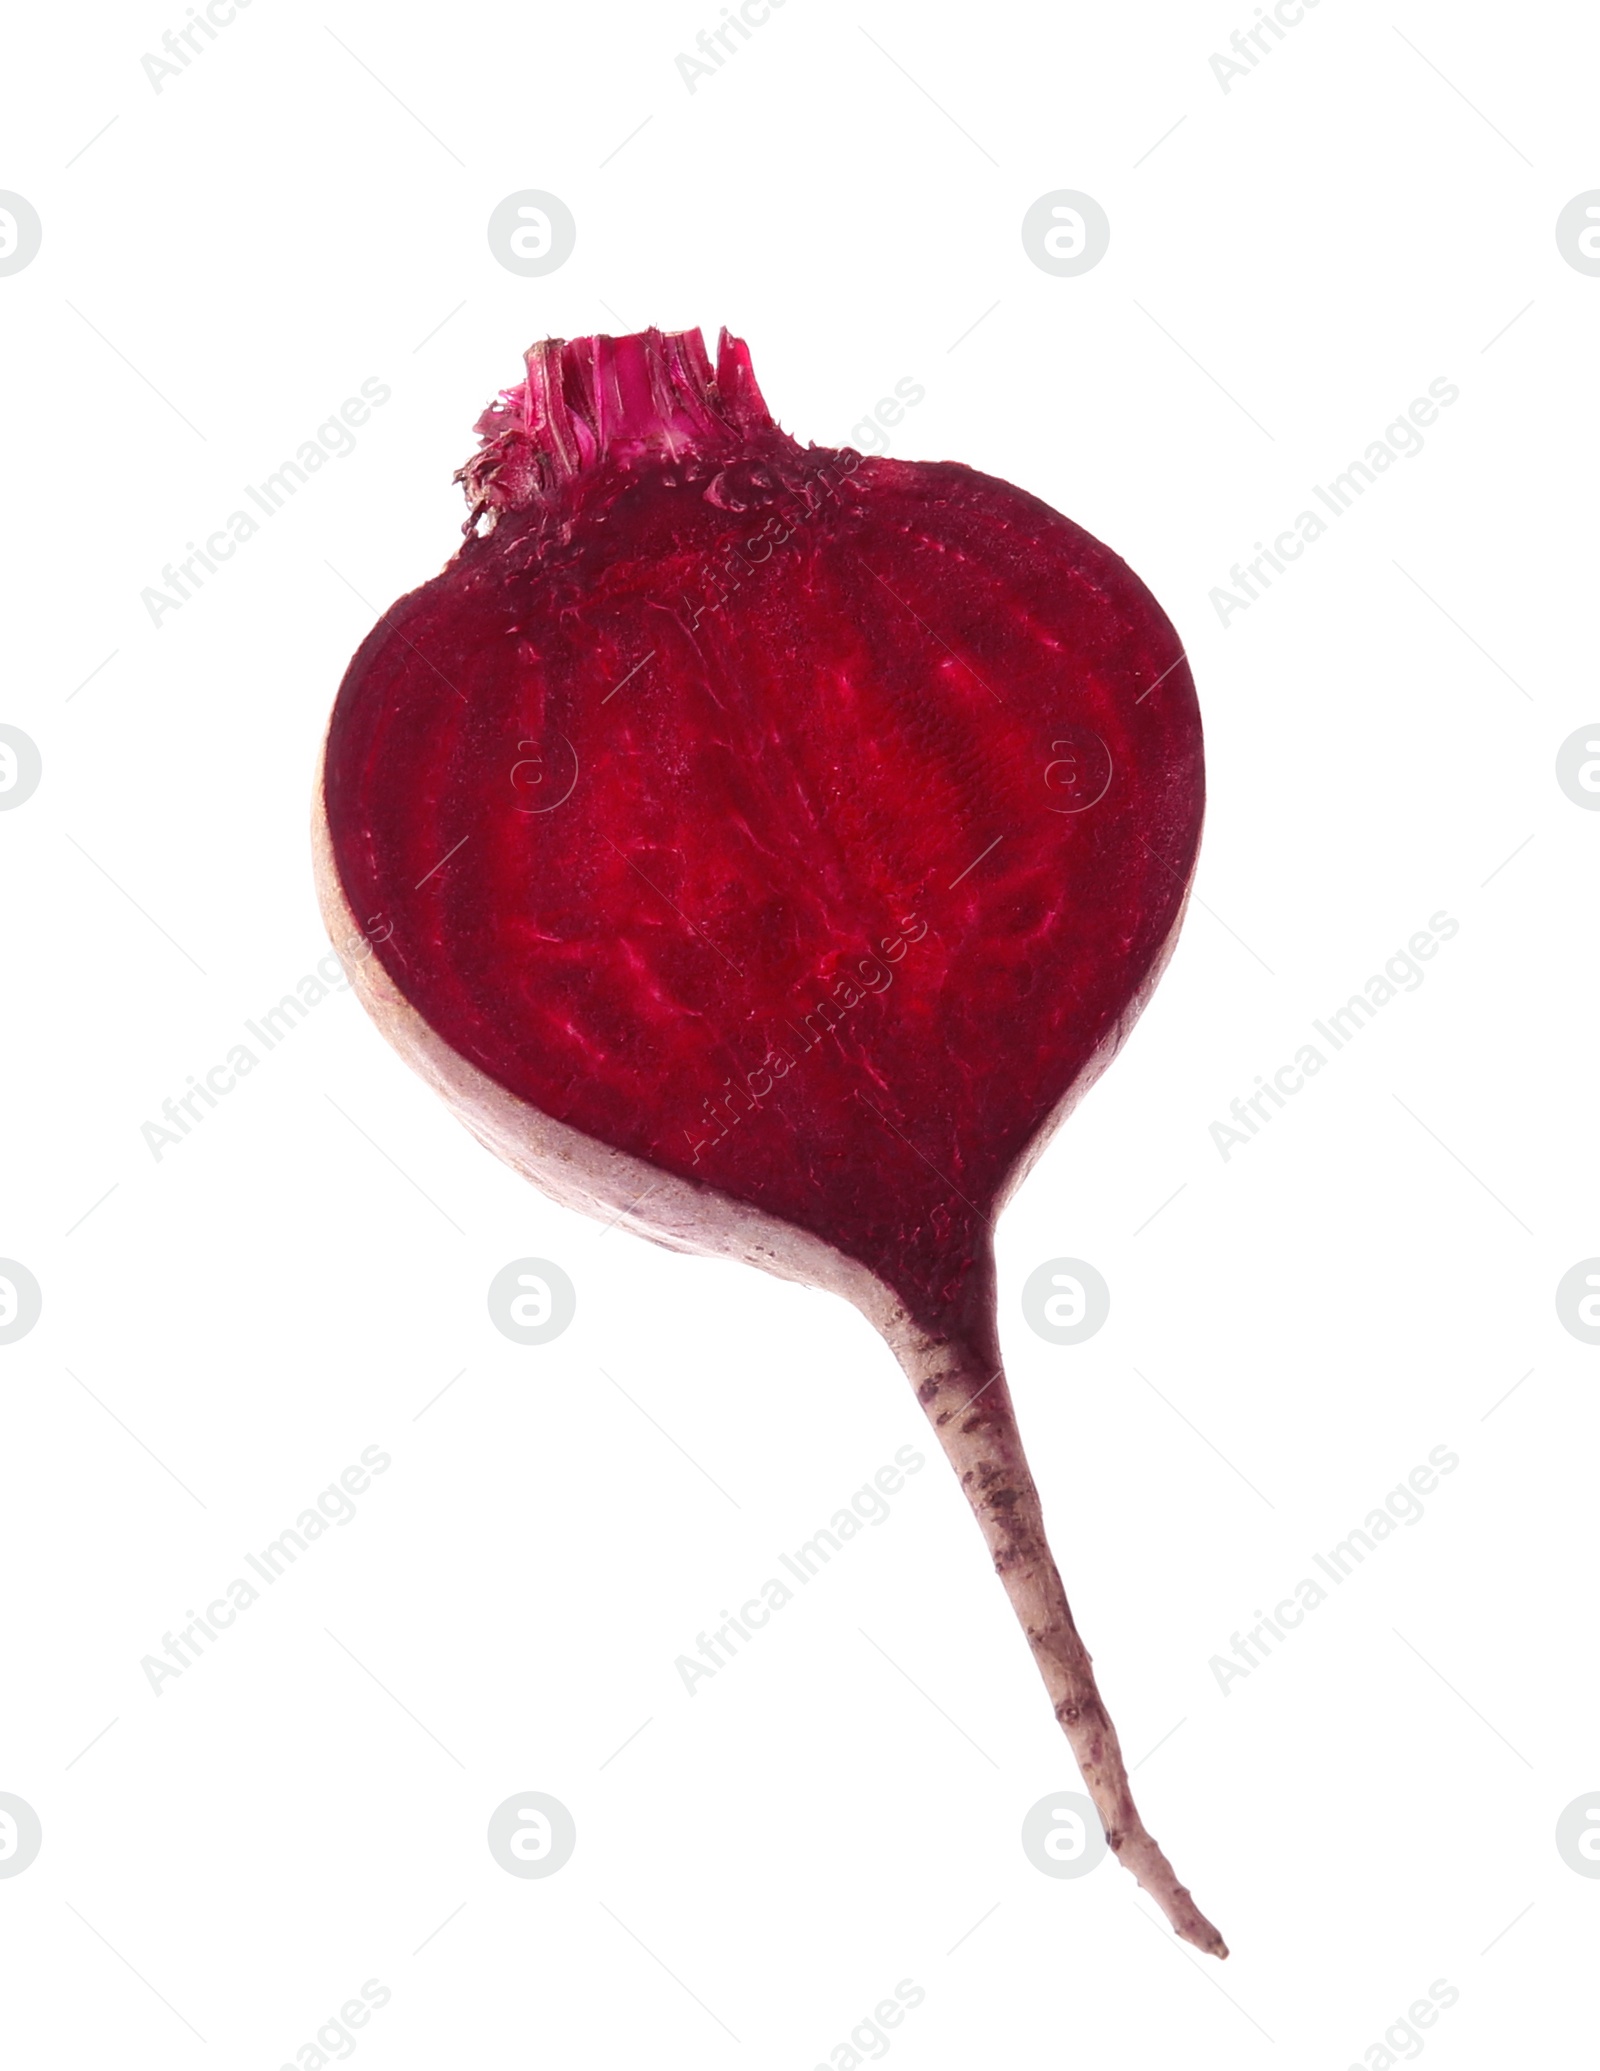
(2, 0, 1597, 2064)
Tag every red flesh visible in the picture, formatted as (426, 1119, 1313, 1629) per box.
(324, 329, 1201, 1343)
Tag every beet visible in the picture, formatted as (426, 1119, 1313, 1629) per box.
(315, 327, 1219, 1954)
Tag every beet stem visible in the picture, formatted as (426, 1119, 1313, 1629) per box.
(893, 1319, 1228, 1959)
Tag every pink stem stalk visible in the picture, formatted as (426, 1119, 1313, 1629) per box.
(887, 1290, 1228, 1959)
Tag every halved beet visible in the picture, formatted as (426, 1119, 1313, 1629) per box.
(314, 327, 1219, 1953)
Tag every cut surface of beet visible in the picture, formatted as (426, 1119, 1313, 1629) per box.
(317, 327, 1221, 1954)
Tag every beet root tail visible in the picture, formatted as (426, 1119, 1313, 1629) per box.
(890, 1321, 1228, 1959)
